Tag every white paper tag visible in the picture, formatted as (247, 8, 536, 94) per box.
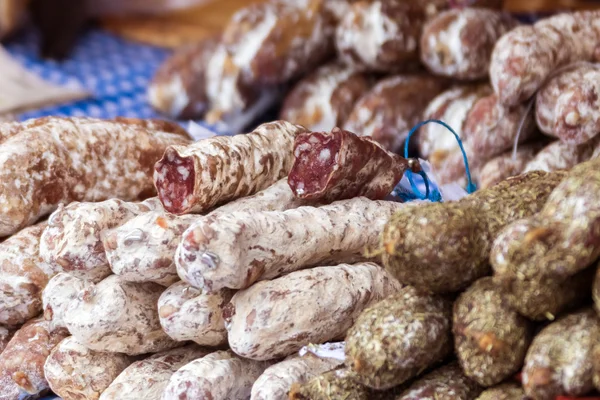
(187, 120, 217, 141)
(0, 46, 90, 116)
(299, 342, 346, 362)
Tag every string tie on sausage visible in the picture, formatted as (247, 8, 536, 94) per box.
(403, 119, 476, 201)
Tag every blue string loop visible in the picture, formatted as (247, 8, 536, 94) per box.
(404, 119, 476, 201)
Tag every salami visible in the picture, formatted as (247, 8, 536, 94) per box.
(490, 11, 600, 106)
(0, 222, 51, 327)
(158, 281, 233, 347)
(42, 273, 93, 332)
(176, 198, 409, 292)
(104, 179, 317, 286)
(288, 128, 411, 202)
(279, 63, 371, 132)
(99, 345, 211, 400)
(44, 336, 132, 400)
(536, 63, 600, 145)
(420, 8, 518, 80)
(40, 198, 160, 283)
(0, 325, 12, 355)
(0, 117, 190, 237)
(0, 318, 69, 398)
(162, 350, 271, 400)
(344, 74, 450, 152)
(523, 138, 597, 173)
(478, 142, 546, 189)
(63, 275, 178, 356)
(224, 263, 401, 360)
(154, 120, 307, 214)
(396, 363, 483, 400)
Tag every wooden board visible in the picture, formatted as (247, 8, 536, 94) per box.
(101, 0, 600, 48)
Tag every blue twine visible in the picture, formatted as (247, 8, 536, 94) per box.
(403, 119, 476, 201)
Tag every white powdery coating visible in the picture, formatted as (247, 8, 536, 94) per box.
(0, 117, 190, 237)
(490, 11, 600, 106)
(225, 263, 402, 361)
(63, 275, 178, 356)
(176, 197, 407, 292)
(336, 1, 401, 68)
(0, 222, 50, 327)
(523, 309, 599, 398)
(158, 281, 233, 347)
(148, 75, 190, 117)
(44, 336, 132, 400)
(524, 139, 597, 173)
(42, 273, 93, 333)
(40, 199, 156, 282)
(162, 350, 271, 400)
(100, 345, 210, 400)
(0, 325, 10, 355)
(155, 120, 307, 214)
(251, 353, 343, 400)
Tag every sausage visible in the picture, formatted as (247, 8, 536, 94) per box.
(44, 336, 132, 400)
(99, 345, 211, 400)
(395, 362, 482, 400)
(420, 9, 518, 80)
(381, 170, 567, 294)
(103, 179, 317, 286)
(148, 37, 219, 119)
(0, 117, 190, 237)
(523, 138, 597, 173)
(475, 382, 527, 400)
(42, 273, 93, 332)
(536, 63, 600, 145)
(287, 129, 410, 202)
(176, 198, 409, 292)
(251, 351, 343, 400)
(154, 120, 307, 214)
(490, 11, 600, 106)
(288, 368, 376, 400)
(158, 281, 233, 347)
(0, 223, 50, 327)
(63, 275, 178, 356)
(0, 317, 69, 398)
(162, 350, 272, 400)
(40, 198, 160, 283)
(345, 285, 452, 390)
(224, 263, 402, 361)
(279, 63, 371, 132)
(343, 74, 451, 152)
(478, 142, 546, 189)
(0, 325, 13, 355)
(454, 277, 534, 387)
(523, 308, 600, 400)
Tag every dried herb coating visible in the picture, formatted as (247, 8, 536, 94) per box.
(523, 308, 600, 400)
(475, 382, 527, 400)
(345, 286, 452, 390)
(396, 362, 482, 400)
(288, 368, 374, 400)
(382, 171, 567, 294)
(454, 277, 534, 387)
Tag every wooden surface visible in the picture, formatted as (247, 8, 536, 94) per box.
(101, 0, 600, 48)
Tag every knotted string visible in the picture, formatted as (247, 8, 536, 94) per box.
(404, 119, 476, 201)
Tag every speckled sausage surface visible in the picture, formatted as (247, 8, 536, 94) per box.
(523, 308, 600, 400)
(0, 318, 69, 398)
(40, 198, 159, 283)
(288, 368, 376, 400)
(100, 345, 211, 400)
(63, 275, 178, 355)
(0, 223, 51, 327)
(396, 363, 482, 400)
(490, 11, 600, 106)
(454, 277, 534, 387)
(44, 336, 132, 400)
(251, 352, 343, 400)
(158, 281, 233, 347)
(523, 138, 597, 173)
(536, 64, 600, 145)
(0, 325, 12, 355)
(420, 9, 518, 80)
(287, 129, 410, 202)
(176, 198, 408, 292)
(224, 263, 402, 361)
(42, 273, 93, 332)
(0, 117, 190, 237)
(475, 382, 527, 400)
(345, 286, 452, 390)
(478, 142, 546, 189)
(162, 350, 272, 400)
(344, 75, 450, 152)
(154, 120, 307, 214)
(280, 63, 371, 132)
